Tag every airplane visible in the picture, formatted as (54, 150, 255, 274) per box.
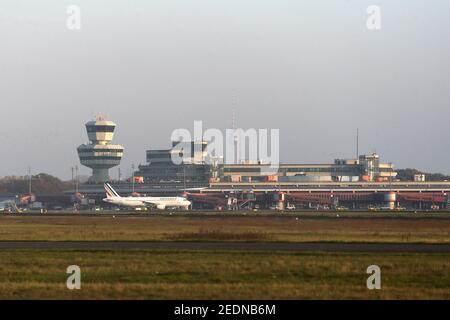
(103, 183, 191, 210)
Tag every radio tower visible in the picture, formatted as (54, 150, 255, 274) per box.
(232, 107, 239, 165)
(356, 128, 359, 163)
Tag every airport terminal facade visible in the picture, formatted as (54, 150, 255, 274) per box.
(54, 119, 450, 211)
(134, 139, 396, 185)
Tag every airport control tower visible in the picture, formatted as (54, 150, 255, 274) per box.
(77, 116, 124, 183)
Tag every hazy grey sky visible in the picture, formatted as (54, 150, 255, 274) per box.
(1, 0, 449, 179)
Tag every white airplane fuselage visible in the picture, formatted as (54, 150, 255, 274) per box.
(103, 183, 191, 210)
(104, 195, 191, 210)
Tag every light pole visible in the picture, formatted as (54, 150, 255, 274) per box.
(132, 164, 135, 193)
(75, 165, 79, 193)
(183, 165, 186, 190)
(27, 166, 32, 195)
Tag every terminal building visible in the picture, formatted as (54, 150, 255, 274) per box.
(222, 154, 396, 183)
(67, 128, 450, 211)
(135, 139, 396, 185)
(135, 141, 211, 185)
(77, 117, 124, 183)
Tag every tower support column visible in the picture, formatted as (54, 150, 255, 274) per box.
(90, 168, 110, 183)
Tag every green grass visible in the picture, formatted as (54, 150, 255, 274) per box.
(0, 250, 449, 299)
(0, 215, 449, 243)
(1, 213, 448, 299)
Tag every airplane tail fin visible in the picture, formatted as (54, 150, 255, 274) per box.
(104, 183, 121, 198)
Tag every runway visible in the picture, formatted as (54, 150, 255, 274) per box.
(0, 241, 449, 253)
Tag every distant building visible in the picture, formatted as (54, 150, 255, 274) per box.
(136, 141, 211, 184)
(135, 135, 396, 186)
(77, 117, 124, 183)
(414, 174, 426, 182)
(221, 153, 397, 183)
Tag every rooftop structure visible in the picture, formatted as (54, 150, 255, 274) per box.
(136, 141, 210, 184)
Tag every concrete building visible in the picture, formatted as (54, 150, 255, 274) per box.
(135, 135, 396, 186)
(77, 117, 124, 183)
(222, 153, 396, 183)
(136, 141, 210, 184)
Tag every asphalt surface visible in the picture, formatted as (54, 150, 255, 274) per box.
(4, 212, 450, 220)
(0, 241, 449, 253)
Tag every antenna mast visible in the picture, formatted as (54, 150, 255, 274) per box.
(232, 95, 239, 164)
(356, 128, 359, 161)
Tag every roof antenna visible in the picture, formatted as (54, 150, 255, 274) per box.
(230, 90, 243, 164)
(232, 107, 239, 164)
(356, 128, 359, 161)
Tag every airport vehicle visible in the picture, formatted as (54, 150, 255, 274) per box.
(0, 200, 20, 213)
(103, 183, 191, 210)
(286, 203, 296, 210)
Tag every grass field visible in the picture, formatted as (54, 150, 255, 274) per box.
(0, 214, 449, 243)
(0, 250, 449, 299)
(1, 213, 449, 299)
